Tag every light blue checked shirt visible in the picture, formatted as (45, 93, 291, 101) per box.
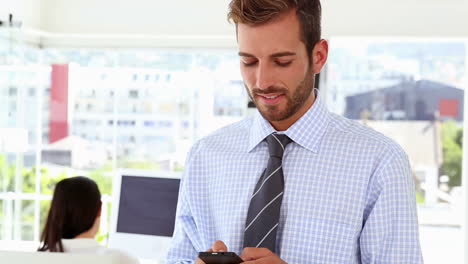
(167, 91, 423, 264)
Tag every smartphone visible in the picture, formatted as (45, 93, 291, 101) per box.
(198, 252, 243, 264)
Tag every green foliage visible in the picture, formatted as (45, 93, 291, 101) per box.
(96, 229, 109, 243)
(173, 162, 184, 172)
(87, 162, 113, 195)
(0, 154, 112, 195)
(118, 159, 161, 171)
(416, 191, 426, 204)
(441, 121, 463, 187)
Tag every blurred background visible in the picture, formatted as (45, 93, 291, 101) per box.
(0, 0, 467, 263)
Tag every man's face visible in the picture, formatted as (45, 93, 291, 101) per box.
(238, 9, 315, 123)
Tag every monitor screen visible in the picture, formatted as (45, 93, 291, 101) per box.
(116, 175, 180, 237)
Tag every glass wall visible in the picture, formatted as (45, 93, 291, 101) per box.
(0, 39, 247, 243)
(0, 28, 50, 241)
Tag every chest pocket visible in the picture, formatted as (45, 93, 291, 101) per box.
(281, 218, 358, 264)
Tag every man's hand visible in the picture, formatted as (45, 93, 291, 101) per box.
(240, 247, 287, 264)
(195, 240, 228, 264)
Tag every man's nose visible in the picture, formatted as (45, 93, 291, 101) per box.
(255, 63, 275, 90)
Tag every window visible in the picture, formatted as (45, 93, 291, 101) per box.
(28, 87, 35, 97)
(0, 45, 267, 249)
(8, 87, 17, 96)
(129, 90, 138, 99)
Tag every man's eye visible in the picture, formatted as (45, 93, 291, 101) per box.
(276, 61, 292, 67)
(242, 61, 258, 67)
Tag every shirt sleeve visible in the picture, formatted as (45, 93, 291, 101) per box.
(360, 145, 424, 264)
(166, 141, 203, 264)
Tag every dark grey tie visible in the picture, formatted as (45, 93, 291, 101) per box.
(243, 133, 292, 252)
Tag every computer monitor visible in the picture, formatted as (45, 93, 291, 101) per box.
(109, 169, 182, 261)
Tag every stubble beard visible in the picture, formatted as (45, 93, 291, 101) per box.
(245, 71, 315, 122)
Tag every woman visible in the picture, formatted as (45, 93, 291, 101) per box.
(38, 176, 139, 264)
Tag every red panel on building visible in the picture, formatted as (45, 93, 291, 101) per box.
(439, 99, 459, 118)
(49, 64, 69, 143)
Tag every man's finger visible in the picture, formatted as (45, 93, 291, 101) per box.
(242, 256, 284, 264)
(211, 240, 228, 252)
(240, 247, 274, 261)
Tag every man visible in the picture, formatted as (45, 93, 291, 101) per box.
(167, 0, 423, 263)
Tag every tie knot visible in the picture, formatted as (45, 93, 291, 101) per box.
(266, 133, 292, 158)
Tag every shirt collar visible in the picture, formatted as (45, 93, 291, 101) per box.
(248, 89, 330, 153)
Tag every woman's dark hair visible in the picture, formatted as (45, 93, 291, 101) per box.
(38, 176, 101, 252)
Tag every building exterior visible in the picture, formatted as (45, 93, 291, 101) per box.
(345, 80, 464, 121)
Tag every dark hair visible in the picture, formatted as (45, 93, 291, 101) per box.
(227, 0, 322, 59)
(38, 176, 101, 252)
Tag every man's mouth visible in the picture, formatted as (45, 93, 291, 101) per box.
(256, 93, 285, 105)
(263, 95, 280, 99)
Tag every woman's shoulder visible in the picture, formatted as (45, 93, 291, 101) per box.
(61, 239, 139, 264)
(101, 247, 140, 264)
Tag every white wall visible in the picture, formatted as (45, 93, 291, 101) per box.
(321, 0, 468, 38)
(42, 0, 234, 35)
(0, 0, 42, 30)
(3, 0, 468, 47)
(39, 0, 468, 37)
(37, 0, 237, 47)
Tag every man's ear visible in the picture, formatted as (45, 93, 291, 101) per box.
(311, 39, 329, 74)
